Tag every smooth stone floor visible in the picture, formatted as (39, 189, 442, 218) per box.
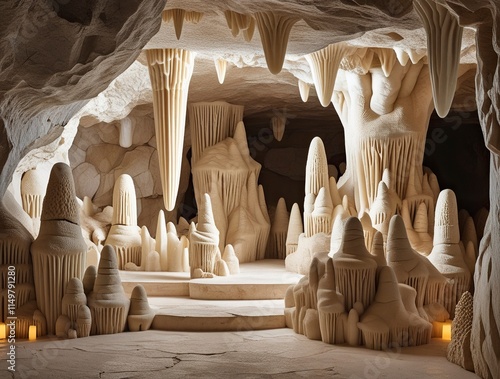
(0, 329, 479, 379)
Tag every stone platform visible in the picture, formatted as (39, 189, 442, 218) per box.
(119, 259, 303, 332)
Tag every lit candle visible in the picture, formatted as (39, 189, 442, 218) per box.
(442, 322, 451, 341)
(0, 323, 6, 339)
(29, 325, 37, 341)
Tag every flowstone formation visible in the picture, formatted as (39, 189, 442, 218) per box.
(191, 103, 270, 263)
(31, 163, 87, 335)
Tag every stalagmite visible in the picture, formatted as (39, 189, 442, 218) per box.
(268, 197, 289, 259)
(271, 115, 286, 141)
(369, 181, 397, 238)
(248, 173, 270, 260)
(128, 285, 155, 332)
(87, 245, 130, 335)
(61, 278, 87, 329)
(105, 175, 142, 270)
(298, 80, 310, 102)
(331, 217, 377, 311)
(304, 137, 330, 237)
(428, 190, 471, 317)
(414, 0, 463, 117)
(0, 191, 34, 324)
(31, 163, 87, 335)
(189, 101, 244, 165)
(317, 257, 346, 344)
(370, 231, 387, 268)
(305, 42, 350, 107)
(386, 215, 430, 310)
(447, 291, 474, 372)
(286, 203, 303, 256)
(188, 194, 219, 278)
(162, 9, 203, 40)
(222, 244, 240, 275)
(214, 58, 227, 84)
(254, 12, 299, 75)
(358, 266, 432, 350)
(156, 210, 168, 271)
(146, 48, 196, 211)
(21, 168, 46, 219)
(76, 305, 91, 338)
(309, 187, 333, 236)
(329, 209, 350, 256)
(82, 265, 96, 296)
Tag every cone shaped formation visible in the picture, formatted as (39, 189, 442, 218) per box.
(271, 115, 286, 141)
(76, 305, 91, 338)
(147, 48, 196, 211)
(447, 291, 474, 371)
(429, 190, 471, 317)
(128, 285, 155, 332)
(370, 231, 387, 267)
(112, 174, 137, 226)
(331, 217, 377, 310)
(31, 163, 86, 335)
(222, 244, 240, 274)
(254, 12, 299, 74)
(414, 0, 463, 118)
(358, 266, 432, 350)
(87, 245, 130, 335)
(61, 278, 87, 328)
(268, 197, 289, 259)
(369, 181, 396, 237)
(41, 163, 79, 224)
(162, 9, 203, 40)
(286, 203, 303, 256)
(21, 168, 46, 218)
(189, 194, 220, 277)
(386, 215, 430, 308)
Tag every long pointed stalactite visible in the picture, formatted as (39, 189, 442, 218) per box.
(146, 48, 196, 211)
(414, 0, 464, 118)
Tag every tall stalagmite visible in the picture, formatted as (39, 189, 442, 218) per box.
(31, 163, 87, 335)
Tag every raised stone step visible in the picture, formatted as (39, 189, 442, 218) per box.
(120, 259, 302, 300)
(149, 297, 285, 332)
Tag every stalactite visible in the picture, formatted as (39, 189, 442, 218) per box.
(305, 42, 351, 107)
(414, 0, 463, 117)
(162, 9, 203, 40)
(146, 48, 196, 211)
(254, 12, 299, 75)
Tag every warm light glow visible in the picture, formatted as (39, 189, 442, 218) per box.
(29, 325, 37, 341)
(442, 322, 452, 340)
(0, 323, 6, 339)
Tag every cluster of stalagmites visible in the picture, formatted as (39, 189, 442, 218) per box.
(284, 135, 481, 350)
(2, 163, 155, 338)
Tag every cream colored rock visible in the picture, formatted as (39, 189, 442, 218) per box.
(61, 278, 87, 329)
(117, 117, 134, 148)
(76, 305, 92, 338)
(331, 217, 377, 310)
(105, 174, 142, 270)
(55, 314, 71, 338)
(128, 285, 155, 332)
(268, 198, 289, 259)
(189, 101, 244, 165)
(298, 80, 310, 102)
(146, 48, 196, 211)
(156, 210, 168, 271)
(329, 210, 350, 256)
(414, 0, 463, 118)
(358, 265, 432, 350)
(162, 9, 203, 40)
(447, 291, 474, 372)
(254, 12, 299, 75)
(369, 181, 397, 238)
(214, 58, 228, 84)
(87, 245, 130, 335)
(224, 10, 255, 41)
(370, 231, 386, 268)
(82, 265, 97, 296)
(188, 194, 219, 278)
(31, 163, 87, 335)
(428, 190, 471, 317)
(21, 168, 46, 219)
(286, 232, 330, 275)
(305, 42, 351, 107)
(222, 244, 240, 275)
(286, 203, 303, 257)
(271, 115, 286, 141)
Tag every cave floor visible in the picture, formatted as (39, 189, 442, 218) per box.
(1, 328, 478, 379)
